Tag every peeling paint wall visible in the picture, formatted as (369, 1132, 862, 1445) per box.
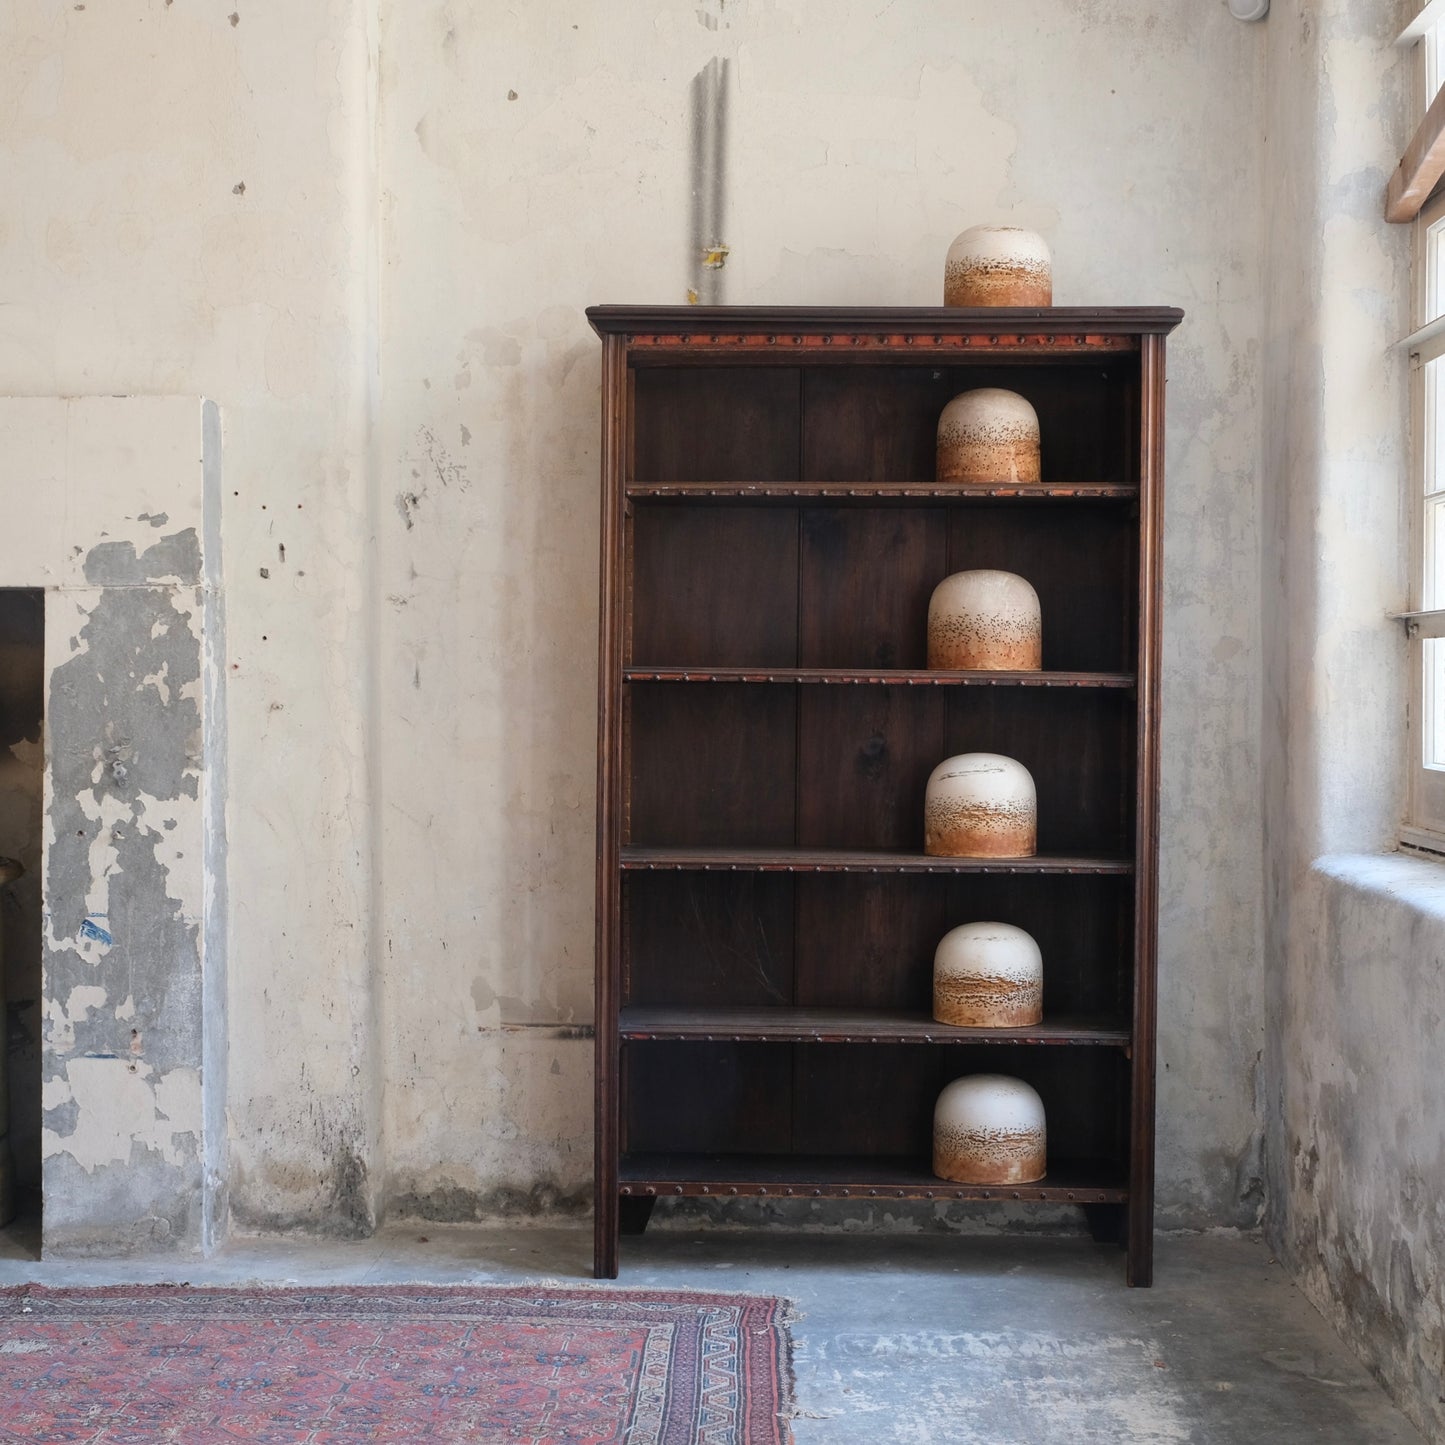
(43, 577, 207, 1253)
(1259, 2, 1440, 1437)
(0, 397, 224, 1254)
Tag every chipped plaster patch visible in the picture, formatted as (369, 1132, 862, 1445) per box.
(41, 536, 214, 1250)
(43, 984, 109, 1051)
(41, 1058, 200, 1172)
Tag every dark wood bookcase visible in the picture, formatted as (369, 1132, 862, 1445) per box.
(587, 305, 1182, 1285)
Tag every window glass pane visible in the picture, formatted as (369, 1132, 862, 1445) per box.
(1425, 493, 1445, 610)
(1430, 497, 1445, 609)
(1429, 356, 1445, 498)
(1426, 638, 1445, 769)
(1430, 23, 1445, 113)
(1427, 216, 1445, 326)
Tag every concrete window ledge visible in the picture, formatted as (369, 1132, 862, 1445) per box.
(1280, 849, 1445, 1443)
(1312, 848, 1445, 915)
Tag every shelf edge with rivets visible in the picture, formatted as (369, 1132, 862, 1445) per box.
(624, 480, 1137, 503)
(619, 1007, 1129, 1047)
(621, 847, 1133, 875)
(623, 666, 1136, 688)
(617, 1153, 1127, 1204)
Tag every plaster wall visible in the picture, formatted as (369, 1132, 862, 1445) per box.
(375, 0, 1268, 1229)
(0, 2, 1270, 1241)
(0, 4, 380, 1239)
(1259, 2, 1441, 1435)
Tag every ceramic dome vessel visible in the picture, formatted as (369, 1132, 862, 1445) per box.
(933, 1074, 1047, 1185)
(933, 921, 1043, 1028)
(927, 570, 1041, 671)
(936, 389, 1040, 485)
(923, 752, 1036, 858)
(944, 225, 1052, 308)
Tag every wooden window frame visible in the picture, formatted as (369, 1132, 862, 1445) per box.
(1403, 15, 1445, 848)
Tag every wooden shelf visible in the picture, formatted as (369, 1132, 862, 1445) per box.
(592, 304, 1179, 1284)
(621, 846, 1133, 875)
(626, 480, 1136, 504)
(619, 1006, 1129, 1047)
(618, 1153, 1127, 1204)
(624, 666, 1135, 688)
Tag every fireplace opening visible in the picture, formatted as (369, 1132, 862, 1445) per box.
(0, 588, 43, 1255)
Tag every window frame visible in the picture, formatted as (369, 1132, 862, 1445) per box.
(1404, 32, 1445, 849)
(1404, 48, 1445, 843)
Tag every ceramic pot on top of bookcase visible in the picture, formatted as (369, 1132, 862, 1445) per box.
(923, 753, 1036, 858)
(943, 225, 1052, 308)
(928, 570, 1041, 671)
(933, 1074, 1047, 1185)
(936, 389, 1041, 484)
(933, 922, 1043, 1029)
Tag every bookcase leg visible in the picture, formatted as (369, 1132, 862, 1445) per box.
(594, 1187, 620, 1279)
(1125, 1201, 1154, 1288)
(619, 1195, 657, 1236)
(1083, 1202, 1125, 1246)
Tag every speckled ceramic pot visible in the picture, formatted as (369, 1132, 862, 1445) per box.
(936, 389, 1041, 485)
(923, 752, 1036, 859)
(933, 922, 1043, 1028)
(933, 1074, 1047, 1185)
(927, 570, 1041, 671)
(944, 225, 1052, 308)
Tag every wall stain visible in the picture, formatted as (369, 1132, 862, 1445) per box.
(389, 1177, 589, 1223)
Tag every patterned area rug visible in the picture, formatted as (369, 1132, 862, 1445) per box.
(0, 1284, 794, 1443)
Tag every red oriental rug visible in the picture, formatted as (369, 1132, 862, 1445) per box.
(0, 1284, 794, 1444)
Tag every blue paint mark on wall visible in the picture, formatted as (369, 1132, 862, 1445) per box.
(79, 918, 112, 946)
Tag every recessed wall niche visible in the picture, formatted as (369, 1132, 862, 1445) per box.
(0, 588, 44, 1242)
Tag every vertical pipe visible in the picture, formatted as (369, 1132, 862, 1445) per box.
(688, 59, 731, 305)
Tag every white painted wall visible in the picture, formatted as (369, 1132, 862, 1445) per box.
(0, 2, 1270, 1238)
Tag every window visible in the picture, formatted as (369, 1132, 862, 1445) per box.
(1404, 12, 1445, 846)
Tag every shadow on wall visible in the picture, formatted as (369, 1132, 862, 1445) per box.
(0, 589, 44, 1228)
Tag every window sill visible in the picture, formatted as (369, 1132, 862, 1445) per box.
(1314, 848, 1445, 919)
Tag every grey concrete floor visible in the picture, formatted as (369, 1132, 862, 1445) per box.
(0, 1219, 1425, 1444)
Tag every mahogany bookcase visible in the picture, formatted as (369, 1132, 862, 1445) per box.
(587, 305, 1182, 1285)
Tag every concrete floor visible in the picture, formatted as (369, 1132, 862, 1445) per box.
(0, 1220, 1425, 1444)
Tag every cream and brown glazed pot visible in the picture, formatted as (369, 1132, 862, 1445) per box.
(943, 225, 1052, 308)
(933, 1074, 1047, 1185)
(923, 752, 1036, 858)
(927, 570, 1041, 671)
(936, 388, 1040, 484)
(933, 921, 1043, 1028)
